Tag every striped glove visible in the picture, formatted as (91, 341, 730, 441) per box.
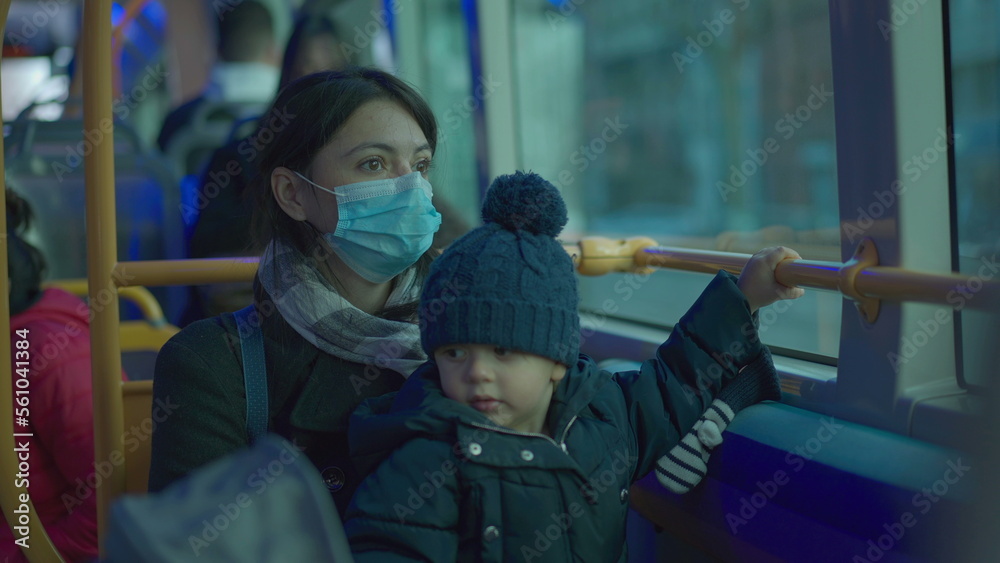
(656, 347, 781, 494)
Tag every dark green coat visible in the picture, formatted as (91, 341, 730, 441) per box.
(345, 271, 768, 562)
(148, 289, 406, 516)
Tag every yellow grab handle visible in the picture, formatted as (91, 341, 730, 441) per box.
(567, 236, 659, 276)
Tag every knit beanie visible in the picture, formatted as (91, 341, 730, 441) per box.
(655, 347, 782, 493)
(419, 171, 580, 366)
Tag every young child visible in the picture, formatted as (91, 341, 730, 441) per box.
(344, 171, 803, 561)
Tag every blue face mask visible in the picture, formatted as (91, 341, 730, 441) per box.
(295, 171, 442, 284)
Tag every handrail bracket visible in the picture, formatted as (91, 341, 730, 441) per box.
(839, 238, 881, 324)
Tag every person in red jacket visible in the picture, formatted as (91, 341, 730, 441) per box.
(3, 188, 127, 562)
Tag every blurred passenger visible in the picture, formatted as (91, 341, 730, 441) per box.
(156, 0, 279, 153)
(1, 189, 128, 563)
(179, 14, 349, 324)
(187, 15, 347, 261)
(277, 14, 349, 90)
(149, 68, 447, 518)
(344, 172, 804, 561)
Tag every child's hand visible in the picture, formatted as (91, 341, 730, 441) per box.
(737, 246, 806, 313)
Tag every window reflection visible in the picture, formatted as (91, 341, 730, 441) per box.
(511, 0, 842, 359)
(949, 0, 1000, 388)
(513, 0, 839, 261)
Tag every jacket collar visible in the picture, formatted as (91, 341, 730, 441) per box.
(350, 357, 610, 474)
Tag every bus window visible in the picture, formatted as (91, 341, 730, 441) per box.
(949, 0, 1000, 389)
(509, 0, 841, 361)
(394, 0, 482, 231)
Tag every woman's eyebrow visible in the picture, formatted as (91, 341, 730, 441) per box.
(343, 142, 433, 157)
(343, 142, 394, 157)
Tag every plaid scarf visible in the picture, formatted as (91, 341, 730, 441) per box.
(258, 239, 427, 377)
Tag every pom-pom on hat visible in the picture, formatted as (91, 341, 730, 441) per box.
(419, 171, 580, 366)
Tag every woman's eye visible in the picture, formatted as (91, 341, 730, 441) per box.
(414, 159, 432, 174)
(494, 347, 511, 357)
(361, 158, 384, 172)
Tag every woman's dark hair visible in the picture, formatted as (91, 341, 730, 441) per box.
(6, 189, 47, 316)
(278, 15, 343, 91)
(249, 67, 439, 319)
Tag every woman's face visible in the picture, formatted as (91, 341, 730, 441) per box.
(301, 99, 433, 234)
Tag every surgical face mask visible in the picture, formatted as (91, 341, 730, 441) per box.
(295, 171, 442, 284)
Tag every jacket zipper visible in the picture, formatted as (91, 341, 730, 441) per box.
(559, 416, 578, 453)
(469, 415, 579, 454)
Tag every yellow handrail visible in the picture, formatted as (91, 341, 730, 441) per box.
(113, 257, 260, 287)
(565, 236, 998, 323)
(43, 280, 169, 328)
(82, 0, 124, 554)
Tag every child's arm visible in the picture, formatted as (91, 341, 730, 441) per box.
(657, 247, 804, 491)
(344, 439, 461, 562)
(617, 247, 803, 483)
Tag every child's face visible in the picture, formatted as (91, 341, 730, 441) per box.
(435, 344, 567, 435)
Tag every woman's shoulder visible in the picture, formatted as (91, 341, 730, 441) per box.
(156, 314, 239, 373)
(168, 314, 238, 346)
(151, 313, 255, 418)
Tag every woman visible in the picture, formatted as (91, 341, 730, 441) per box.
(2, 189, 127, 562)
(148, 68, 442, 516)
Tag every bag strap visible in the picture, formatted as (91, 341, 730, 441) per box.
(234, 304, 268, 445)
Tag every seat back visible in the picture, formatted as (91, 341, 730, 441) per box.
(163, 100, 264, 179)
(6, 118, 188, 322)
